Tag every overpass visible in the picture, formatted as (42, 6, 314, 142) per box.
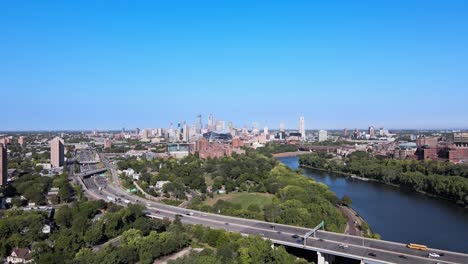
(74, 152, 468, 264)
(76, 168, 108, 178)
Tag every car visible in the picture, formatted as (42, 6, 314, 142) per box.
(186, 212, 194, 216)
(368, 253, 377, 257)
(339, 244, 349, 249)
(225, 222, 229, 225)
(175, 214, 183, 217)
(398, 255, 407, 259)
(146, 203, 151, 207)
(428, 253, 440, 258)
(259, 233, 265, 236)
(270, 225, 275, 229)
(292, 234, 299, 239)
(318, 238, 325, 242)
(154, 210, 160, 213)
(202, 214, 207, 217)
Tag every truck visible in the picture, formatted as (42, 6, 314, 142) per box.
(106, 196, 116, 202)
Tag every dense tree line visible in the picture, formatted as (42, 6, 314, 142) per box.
(190, 151, 347, 232)
(256, 143, 298, 155)
(299, 151, 468, 205)
(170, 225, 310, 264)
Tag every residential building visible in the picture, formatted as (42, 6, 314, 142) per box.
(18, 136, 25, 146)
(50, 137, 64, 168)
(7, 248, 32, 263)
(104, 138, 112, 149)
(318, 130, 328, 142)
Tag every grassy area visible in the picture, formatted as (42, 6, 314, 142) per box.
(204, 175, 214, 187)
(204, 192, 273, 210)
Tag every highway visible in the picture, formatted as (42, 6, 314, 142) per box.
(72, 150, 468, 264)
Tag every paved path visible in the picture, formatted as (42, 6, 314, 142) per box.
(153, 247, 203, 264)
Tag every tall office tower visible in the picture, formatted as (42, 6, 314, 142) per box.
(0, 144, 7, 186)
(318, 130, 328, 142)
(197, 114, 202, 134)
(50, 137, 64, 168)
(279, 122, 285, 132)
(208, 114, 213, 127)
(18, 136, 25, 146)
(183, 122, 189, 142)
(379, 128, 384, 137)
(343, 128, 348, 138)
(299, 117, 305, 139)
(142, 129, 149, 140)
(264, 126, 269, 135)
(369, 126, 375, 138)
(135, 128, 140, 136)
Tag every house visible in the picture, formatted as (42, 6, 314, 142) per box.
(155, 181, 171, 190)
(6, 248, 32, 263)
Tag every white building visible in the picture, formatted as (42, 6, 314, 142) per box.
(299, 117, 305, 139)
(318, 130, 328, 142)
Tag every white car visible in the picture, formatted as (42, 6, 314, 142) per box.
(428, 253, 440, 258)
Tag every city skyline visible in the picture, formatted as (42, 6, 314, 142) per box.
(2, 1, 468, 130)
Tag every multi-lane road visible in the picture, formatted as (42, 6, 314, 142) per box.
(72, 151, 468, 264)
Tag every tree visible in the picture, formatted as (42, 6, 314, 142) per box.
(341, 195, 352, 206)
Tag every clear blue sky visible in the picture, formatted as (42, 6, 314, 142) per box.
(1, 0, 467, 131)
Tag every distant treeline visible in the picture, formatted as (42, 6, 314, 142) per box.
(299, 151, 468, 206)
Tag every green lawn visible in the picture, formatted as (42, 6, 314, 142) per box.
(204, 192, 273, 210)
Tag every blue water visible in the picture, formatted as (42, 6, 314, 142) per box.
(278, 156, 468, 253)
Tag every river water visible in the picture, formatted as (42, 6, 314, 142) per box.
(278, 156, 468, 253)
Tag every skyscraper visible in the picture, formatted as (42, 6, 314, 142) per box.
(279, 122, 285, 132)
(0, 144, 7, 186)
(369, 126, 375, 138)
(299, 117, 305, 139)
(197, 114, 202, 134)
(50, 137, 64, 168)
(142, 129, 149, 140)
(208, 114, 213, 127)
(264, 126, 269, 135)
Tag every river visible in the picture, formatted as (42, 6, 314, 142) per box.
(278, 156, 468, 253)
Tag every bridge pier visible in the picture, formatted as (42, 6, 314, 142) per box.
(316, 252, 336, 264)
(317, 251, 325, 264)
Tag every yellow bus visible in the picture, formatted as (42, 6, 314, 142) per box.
(407, 243, 428, 251)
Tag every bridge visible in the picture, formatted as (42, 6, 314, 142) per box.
(73, 152, 468, 264)
(76, 168, 108, 178)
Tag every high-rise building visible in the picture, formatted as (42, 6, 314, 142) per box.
(208, 114, 213, 127)
(142, 129, 149, 140)
(299, 117, 305, 139)
(343, 128, 348, 138)
(318, 130, 328, 142)
(18, 136, 25, 146)
(104, 138, 112, 149)
(0, 144, 7, 186)
(183, 123, 189, 142)
(50, 137, 64, 168)
(279, 122, 285, 132)
(197, 114, 202, 134)
(135, 128, 140, 135)
(264, 126, 269, 135)
(369, 126, 375, 138)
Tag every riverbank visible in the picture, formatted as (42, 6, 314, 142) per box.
(299, 164, 450, 202)
(272, 151, 310, 158)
